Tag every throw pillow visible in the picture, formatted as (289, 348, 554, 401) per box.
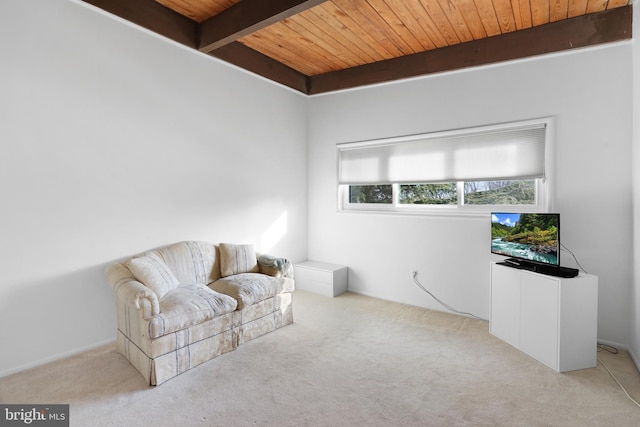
(219, 243, 259, 277)
(257, 254, 294, 278)
(126, 253, 179, 298)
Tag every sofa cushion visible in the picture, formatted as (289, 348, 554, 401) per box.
(219, 243, 259, 277)
(210, 273, 295, 310)
(148, 284, 238, 339)
(126, 253, 179, 298)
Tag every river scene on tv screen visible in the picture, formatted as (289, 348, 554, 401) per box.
(491, 213, 559, 266)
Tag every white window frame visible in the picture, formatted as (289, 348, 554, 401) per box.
(337, 118, 555, 217)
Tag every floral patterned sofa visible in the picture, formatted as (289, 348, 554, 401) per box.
(105, 241, 294, 385)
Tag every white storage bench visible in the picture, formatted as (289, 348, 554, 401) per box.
(294, 261, 348, 297)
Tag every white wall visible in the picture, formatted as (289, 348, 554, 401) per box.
(0, 0, 307, 376)
(308, 43, 634, 348)
(631, 4, 640, 367)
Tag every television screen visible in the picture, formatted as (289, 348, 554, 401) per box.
(491, 212, 560, 266)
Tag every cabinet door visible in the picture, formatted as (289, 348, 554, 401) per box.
(490, 264, 521, 347)
(519, 273, 559, 369)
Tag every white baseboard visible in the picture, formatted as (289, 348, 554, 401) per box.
(0, 338, 116, 379)
(597, 338, 640, 373)
(629, 348, 640, 373)
(597, 338, 629, 352)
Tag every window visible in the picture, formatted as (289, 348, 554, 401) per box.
(349, 185, 392, 204)
(337, 118, 553, 215)
(400, 183, 457, 205)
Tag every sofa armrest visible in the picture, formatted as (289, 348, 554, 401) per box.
(105, 262, 160, 318)
(130, 284, 160, 318)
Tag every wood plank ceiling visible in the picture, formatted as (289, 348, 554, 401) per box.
(83, 0, 632, 94)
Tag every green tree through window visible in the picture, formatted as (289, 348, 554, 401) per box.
(399, 183, 457, 205)
(349, 185, 392, 204)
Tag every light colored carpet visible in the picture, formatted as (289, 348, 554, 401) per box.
(1, 290, 639, 426)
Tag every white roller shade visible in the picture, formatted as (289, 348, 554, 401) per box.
(338, 123, 547, 185)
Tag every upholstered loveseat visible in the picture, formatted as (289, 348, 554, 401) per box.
(105, 241, 294, 385)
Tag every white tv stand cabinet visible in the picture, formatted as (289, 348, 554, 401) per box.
(490, 262, 598, 372)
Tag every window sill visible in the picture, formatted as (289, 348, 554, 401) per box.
(338, 205, 545, 219)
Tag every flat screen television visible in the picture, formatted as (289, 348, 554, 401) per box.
(491, 212, 560, 267)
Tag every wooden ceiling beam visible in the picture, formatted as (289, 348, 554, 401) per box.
(199, 0, 326, 53)
(307, 5, 633, 94)
(80, 2, 631, 96)
(82, 0, 198, 48)
(209, 42, 309, 94)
